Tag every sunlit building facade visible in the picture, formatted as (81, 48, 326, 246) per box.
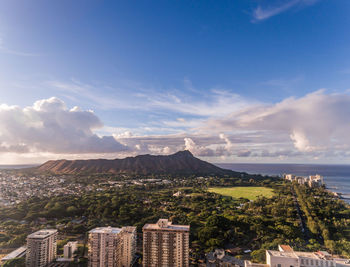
(143, 219, 190, 267)
(88, 226, 136, 267)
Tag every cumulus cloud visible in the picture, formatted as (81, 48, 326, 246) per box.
(290, 130, 314, 152)
(203, 90, 350, 158)
(184, 137, 215, 157)
(0, 97, 127, 154)
(111, 90, 350, 162)
(183, 135, 236, 157)
(2, 89, 350, 163)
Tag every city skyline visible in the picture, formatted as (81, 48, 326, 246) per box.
(1, 0, 350, 164)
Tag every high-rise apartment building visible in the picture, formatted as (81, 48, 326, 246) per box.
(88, 226, 137, 267)
(119, 227, 137, 267)
(143, 219, 190, 267)
(64, 241, 78, 260)
(25, 229, 57, 267)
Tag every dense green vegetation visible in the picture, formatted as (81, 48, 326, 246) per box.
(293, 184, 350, 257)
(208, 186, 275, 200)
(2, 257, 25, 267)
(0, 176, 349, 264)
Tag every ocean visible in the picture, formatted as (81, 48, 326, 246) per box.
(216, 163, 350, 203)
(0, 165, 38, 169)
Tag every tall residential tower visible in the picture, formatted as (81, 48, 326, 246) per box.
(143, 219, 190, 267)
(25, 229, 57, 267)
(88, 226, 137, 267)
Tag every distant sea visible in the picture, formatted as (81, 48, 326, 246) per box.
(216, 163, 350, 204)
(0, 165, 38, 169)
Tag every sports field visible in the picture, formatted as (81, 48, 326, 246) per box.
(208, 186, 275, 200)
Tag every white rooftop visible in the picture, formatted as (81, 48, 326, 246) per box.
(64, 241, 78, 246)
(89, 226, 122, 234)
(143, 219, 190, 232)
(27, 229, 57, 239)
(267, 250, 343, 261)
(1, 246, 26, 261)
(267, 251, 298, 258)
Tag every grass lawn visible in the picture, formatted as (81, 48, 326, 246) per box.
(208, 186, 275, 200)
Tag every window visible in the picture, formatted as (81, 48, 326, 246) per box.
(278, 264, 282, 267)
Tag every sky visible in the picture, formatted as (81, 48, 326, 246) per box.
(0, 0, 350, 164)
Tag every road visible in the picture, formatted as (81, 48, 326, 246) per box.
(291, 185, 310, 243)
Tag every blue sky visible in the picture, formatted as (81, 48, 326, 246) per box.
(1, 0, 350, 164)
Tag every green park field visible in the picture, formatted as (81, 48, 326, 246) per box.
(208, 186, 275, 200)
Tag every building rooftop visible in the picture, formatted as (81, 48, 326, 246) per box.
(279, 245, 294, 252)
(121, 226, 137, 233)
(267, 249, 340, 261)
(143, 219, 190, 231)
(27, 229, 57, 239)
(294, 251, 323, 259)
(267, 251, 298, 258)
(89, 226, 122, 234)
(64, 241, 78, 247)
(1, 246, 26, 262)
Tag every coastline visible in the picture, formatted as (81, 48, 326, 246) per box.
(216, 163, 350, 204)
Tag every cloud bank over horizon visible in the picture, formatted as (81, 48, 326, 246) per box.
(0, 97, 127, 155)
(1, 89, 350, 164)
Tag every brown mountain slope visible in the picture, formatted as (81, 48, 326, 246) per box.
(36, 150, 236, 175)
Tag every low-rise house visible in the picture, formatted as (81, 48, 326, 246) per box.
(245, 245, 350, 267)
(206, 249, 244, 267)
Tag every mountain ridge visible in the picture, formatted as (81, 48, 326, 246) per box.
(36, 150, 236, 176)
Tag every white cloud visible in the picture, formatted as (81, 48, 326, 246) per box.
(290, 130, 313, 152)
(48, 80, 134, 110)
(0, 97, 127, 154)
(183, 135, 236, 157)
(2, 89, 350, 164)
(203, 90, 350, 158)
(148, 89, 253, 117)
(219, 133, 234, 152)
(184, 137, 215, 156)
(49, 79, 253, 118)
(252, 0, 318, 21)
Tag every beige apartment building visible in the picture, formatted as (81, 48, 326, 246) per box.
(143, 219, 190, 267)
(25, 229, 57, 267)
(63, 241, 78, 260)
(245, 245, 350, 267)
(88, 226, 137, 267)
